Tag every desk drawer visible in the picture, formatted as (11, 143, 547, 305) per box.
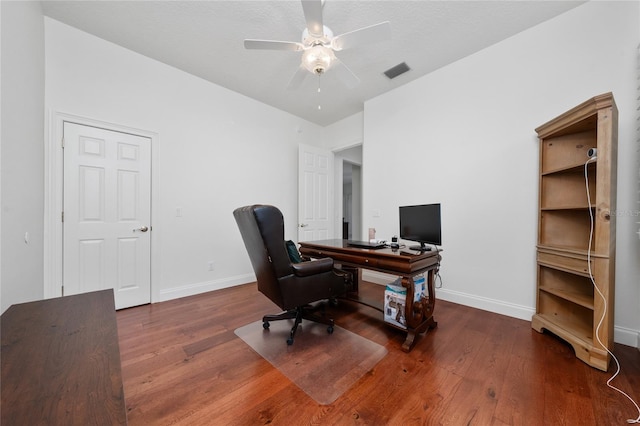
(301, 248, 329, 259)
(302, 248, 379, 269)
(334, 252, 379, 268)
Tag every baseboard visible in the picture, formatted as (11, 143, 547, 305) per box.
(361, 270, 399, 285)
(361, 271, 640, 347)
(159, 270, 640, 349)
(158, 273, 255, 302)
(613, 325, 640, 349)
(436, 288, 535, 322)
(362, 270, 534, 321)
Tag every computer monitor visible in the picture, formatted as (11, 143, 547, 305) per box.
(399, 203, 441, 251)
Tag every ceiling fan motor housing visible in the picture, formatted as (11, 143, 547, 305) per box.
(302, 26, 333, 46)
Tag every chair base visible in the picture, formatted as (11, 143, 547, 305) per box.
(263, 302, 335, 345)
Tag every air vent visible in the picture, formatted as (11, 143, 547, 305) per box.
(384, 62, 410, 79)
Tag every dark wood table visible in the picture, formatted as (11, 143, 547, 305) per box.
(1, 290, 127, 425)
(299, 239, 442, 352)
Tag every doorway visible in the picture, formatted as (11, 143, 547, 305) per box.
(336, 145, 362, 241)
(342, 161, 362, 240)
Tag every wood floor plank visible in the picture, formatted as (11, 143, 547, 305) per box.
(586, 346, 640, 425)
(492, 353, 545, 425)
(541, 335, 598, 425)
(117, 282, 640, 425)
(435, 325, 513, 424)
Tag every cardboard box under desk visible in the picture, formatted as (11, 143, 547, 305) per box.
(384, 276, 425, 329)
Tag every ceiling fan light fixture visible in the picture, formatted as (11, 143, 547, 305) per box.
(244, 0, 392, 89)
(302, 44, 336, 74)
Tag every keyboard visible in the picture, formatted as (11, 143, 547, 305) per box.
(347, 240, 386, 249)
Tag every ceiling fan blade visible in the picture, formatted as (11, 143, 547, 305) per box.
(331, 21, 391, 51)
(286, 66, 308, 90)
(301, 0, 324, 38)
(244, 39, 304, 51)
(332, 59, 360, 89)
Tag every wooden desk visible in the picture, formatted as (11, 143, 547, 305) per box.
(299, 239, 441, 352)
(1, 290, 127, 425)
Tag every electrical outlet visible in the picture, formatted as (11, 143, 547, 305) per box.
(207, 261, 215, 271)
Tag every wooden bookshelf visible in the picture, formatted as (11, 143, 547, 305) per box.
(531, 93, 617, 371)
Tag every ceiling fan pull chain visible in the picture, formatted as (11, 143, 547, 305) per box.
(317, 74, 322, 110)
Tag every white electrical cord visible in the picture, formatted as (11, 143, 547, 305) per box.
(584, 157, 640, 424)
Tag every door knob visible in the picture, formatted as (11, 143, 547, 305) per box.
(135, 226, 149, 232)
(300, 223, 309, 228)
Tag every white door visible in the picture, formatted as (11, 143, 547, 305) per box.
(63, 122, 151, 309)
(298, 144, 334, 242)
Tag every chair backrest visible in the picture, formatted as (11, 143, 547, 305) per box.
(233, 205, 293, 308)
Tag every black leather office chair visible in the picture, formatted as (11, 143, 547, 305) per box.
(233, 205, 350, 345)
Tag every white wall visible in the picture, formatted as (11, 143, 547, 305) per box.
(364, 1, 640, 346)
(636, 0, 640, 348)
(1, 1, 45, 313)
(44, 18, 324, 303)
(321, 111, 363, 151)
(4, 3, 637, 348)
(1, 0, 3, 313)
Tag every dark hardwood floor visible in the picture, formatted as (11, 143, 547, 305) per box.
(117, 282, 640, 425)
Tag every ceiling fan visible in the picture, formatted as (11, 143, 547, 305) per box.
(244, 0, 391, 89)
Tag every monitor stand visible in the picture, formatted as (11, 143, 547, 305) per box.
(409, 243, 432, 251)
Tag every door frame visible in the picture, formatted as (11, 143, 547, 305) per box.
(44, 111, 160, 303)
(340, 160, 362, 240)
(333, 143, 363, 241)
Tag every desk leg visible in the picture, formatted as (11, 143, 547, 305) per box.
(401, 268, 438, 352)
(337, 264, 360, 296)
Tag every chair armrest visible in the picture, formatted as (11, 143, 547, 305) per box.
(291, 258, 334, 277)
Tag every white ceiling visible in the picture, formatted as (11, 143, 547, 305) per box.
(41, 0, 585, 126)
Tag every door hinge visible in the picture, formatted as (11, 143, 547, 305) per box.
(61, 285, 64, 297)
(61, 137, 65, 149)
(61, 211, 64, 222)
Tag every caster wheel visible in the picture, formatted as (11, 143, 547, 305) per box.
(327, 326, 334, 334)
(263, 321, 270, 329)
(286, 337, 294, 345)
